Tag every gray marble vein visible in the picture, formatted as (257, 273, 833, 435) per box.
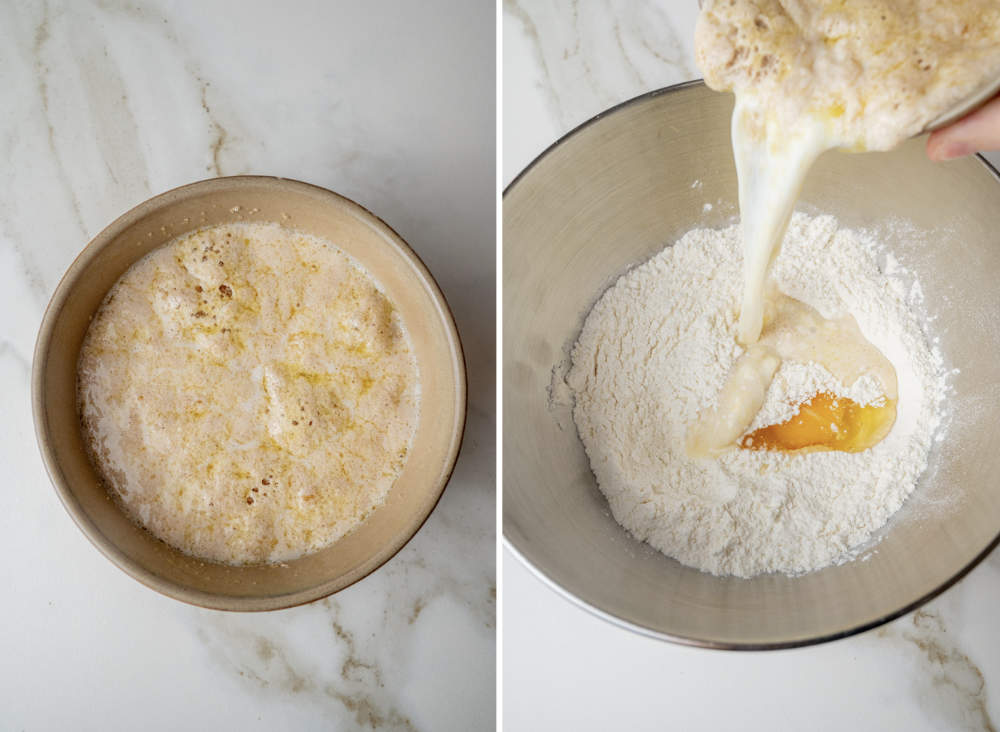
(874, 610, 995, 731)
(503, 0, 698, 134)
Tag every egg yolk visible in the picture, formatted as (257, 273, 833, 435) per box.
(741, 392, 896, 453)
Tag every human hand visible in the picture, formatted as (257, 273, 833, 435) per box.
(926, 95, 1000, 161)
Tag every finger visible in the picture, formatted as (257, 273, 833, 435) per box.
(926, 95, 1000, 161)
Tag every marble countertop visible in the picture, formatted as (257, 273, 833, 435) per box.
(2, 1, 494, 730)
(503, 2, 999, 730)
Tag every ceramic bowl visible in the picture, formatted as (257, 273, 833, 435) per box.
(33, 176, 466, 611)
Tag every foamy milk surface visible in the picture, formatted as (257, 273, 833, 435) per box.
(78, 223, 420, 564)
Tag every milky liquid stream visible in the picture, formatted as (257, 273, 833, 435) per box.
(688, 96, 898, 456)
(733, 97, 828, 345)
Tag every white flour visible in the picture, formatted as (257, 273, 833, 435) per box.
(567, 213, 947, 577)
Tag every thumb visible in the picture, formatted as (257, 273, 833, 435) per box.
(926, 95, 1000, 161)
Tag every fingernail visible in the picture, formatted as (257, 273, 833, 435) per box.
(933, 141, 973, 161)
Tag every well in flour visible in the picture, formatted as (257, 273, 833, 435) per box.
(567, 213, 946, 578)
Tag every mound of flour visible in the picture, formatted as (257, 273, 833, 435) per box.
(567, 213, 947, 577)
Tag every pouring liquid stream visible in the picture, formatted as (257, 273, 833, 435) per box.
(689, 0, 1000, 457)
(688, 96, 899, 457)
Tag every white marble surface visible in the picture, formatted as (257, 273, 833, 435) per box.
(2, 1, 494, 730)
(503, 2, 999, 730)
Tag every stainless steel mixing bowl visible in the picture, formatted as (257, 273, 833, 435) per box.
(503, 80, 1000, 648)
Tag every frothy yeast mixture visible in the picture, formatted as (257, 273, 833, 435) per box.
(78, 223, 420, 565)
(691, 0, 1000, 452)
